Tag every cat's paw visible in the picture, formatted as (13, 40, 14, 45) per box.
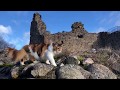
(33, 60, 39, 64)
(46, 60, 51, 65)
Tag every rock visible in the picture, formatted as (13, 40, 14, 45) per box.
(0, 74, 11, 79)
(21, 63, 36, 78)
(64, 56, 80, 65)
(0, 66, 11, 79)
(31, 63, 56, 79)
(71, 22, 87, 34)
(77, 66, 91, 79)
(107, 53, 120, 74)
(91, 48, 97, 53)
(56, 64, 87, 79)
(87, 64, 117, 79)
(11, 66, 20, 79)
(30, 12, 49, 44)
(83, 58, 94, 65)
(0, 61, 4, 65)
(0, 66, 11, 74)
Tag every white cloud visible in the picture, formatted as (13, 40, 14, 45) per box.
(0, 25, 12, 34)
(4, 31, 30, 50)
(9, 38, 22, 46)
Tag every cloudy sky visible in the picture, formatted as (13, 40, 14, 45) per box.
(0, 11, 120, 50)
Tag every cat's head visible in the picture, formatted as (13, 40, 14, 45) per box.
(53, 41, 63, 54)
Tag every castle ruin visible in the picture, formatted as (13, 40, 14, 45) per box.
(30, 12, 98, 54)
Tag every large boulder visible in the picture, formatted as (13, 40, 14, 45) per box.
(0, 66, 11, 79)
(87, 64, 117, 79)
(11, 66, 20, 79)
(56, 64, 91, 79)
(56, 56, 80, 66)
(107, 53, 120, 74)
(31, 63, 56, 79)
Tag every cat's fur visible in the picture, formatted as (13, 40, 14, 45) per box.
(27, 41, 63, 66)
(4, 47, 30, 65)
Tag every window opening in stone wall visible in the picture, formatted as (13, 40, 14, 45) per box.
(77, 35, 83, 38)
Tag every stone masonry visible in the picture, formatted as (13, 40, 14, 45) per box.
(29, 12, 98, 54)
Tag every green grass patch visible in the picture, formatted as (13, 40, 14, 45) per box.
(77, 56, 85, 61)
(0, 64, 14, 68)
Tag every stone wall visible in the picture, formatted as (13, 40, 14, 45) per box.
(29, 12, 98, 54)
(94, 31, 120, 50)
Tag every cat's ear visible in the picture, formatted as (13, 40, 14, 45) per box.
(52, 43, 57, 47)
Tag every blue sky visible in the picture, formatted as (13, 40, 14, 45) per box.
(0, 11, 120, 50)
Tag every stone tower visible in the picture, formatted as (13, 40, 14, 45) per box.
(71, 22, 88, 35)
(29, 12, 47, 44)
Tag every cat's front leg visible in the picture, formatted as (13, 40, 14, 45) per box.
(20, 61, 25, 66)
(45, 51, 57, 66)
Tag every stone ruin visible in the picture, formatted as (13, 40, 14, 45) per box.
(29, 12, 98, 54)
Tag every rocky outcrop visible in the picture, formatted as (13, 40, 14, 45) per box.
(56, 56, 80, 66)
(56, 64, 85, 79)
(0, 60, 118, 79)
(71, 22, 88, 35)
(93, 31, 120, 50)
(0, 66, 11, 79)
(107, 52, 120, 74)
(30, 12, 98, 54)
(31, 63, 56, 79)
(87, 64, 117, 79)
(30, 12, 51, 44)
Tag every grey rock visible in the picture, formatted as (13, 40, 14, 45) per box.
(31, 63, 55, 79)
(0, 61, 4, 65)
(107, 53, 120, 74)
(11, 66, 20, 79)
(0, 66, 11, 79)
(56, 64, 86, 79)
(57, 56, 80, 66)
(83, 58, 94, 65)
(87, 64, 117, 79)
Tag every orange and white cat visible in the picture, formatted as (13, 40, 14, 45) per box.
(28, 40, 63, 66)
(4, 47, 30, 65)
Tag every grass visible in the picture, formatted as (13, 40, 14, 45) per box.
(77, 56, 85, 61)
(0, 64, 14, 68)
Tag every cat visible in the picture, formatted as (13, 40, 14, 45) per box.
(4, 47, 30, 65)
(27, 40, 63, 66)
